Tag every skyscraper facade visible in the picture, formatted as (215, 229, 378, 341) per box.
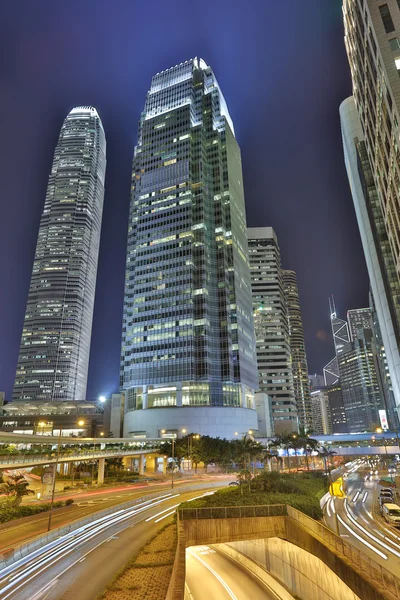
(13, 107, 106, 402)
(326, 301, 384, 432)
(310, 389, 332, 435)
(282, 270, 312, 430)
(342, 0, 400, 420)
(120, 59, 258, 439)
(248, 227, 298, 434)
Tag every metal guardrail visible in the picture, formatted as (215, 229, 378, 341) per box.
(0, 481, 224, 571)
(178, 504, 287, 520)
(0, 448, 153, 467)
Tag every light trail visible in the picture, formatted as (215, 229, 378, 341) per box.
(343, 500, 400, 558)
(0, 491, 184, 599)
(187, 548, 238, 600)
(336, 515, 388, 560)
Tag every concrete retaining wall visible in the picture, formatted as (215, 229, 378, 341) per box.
(225, 538, 360, 600)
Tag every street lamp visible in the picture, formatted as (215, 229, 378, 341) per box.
(99, 396, 106, 404)
(48, 419, 85, 531)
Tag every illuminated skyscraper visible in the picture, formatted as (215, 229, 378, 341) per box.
(282, 270, 312, 430)
(342, 0, 400, 420)
(13, 107, 106, 402)
(120, 59, 258, 439)
(247, 227, 297, 434)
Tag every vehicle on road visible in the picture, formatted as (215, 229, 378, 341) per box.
(382, 503, 400, 527)
(379, 497, 393, 513)
(379, 490, 394, 500)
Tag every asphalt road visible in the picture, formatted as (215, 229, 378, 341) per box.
(185, 545, 278, 600)
(323, 461, 400, 576)
(0, 488, 217, 600)
(0, 477, 221, 553)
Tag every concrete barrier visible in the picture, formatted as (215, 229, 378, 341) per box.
(170, 505, 399, 600)
(0, 481, 224, 571)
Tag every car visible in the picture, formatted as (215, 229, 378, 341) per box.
(228, 481, 240, 486)
(379, 491, 394, 500)
(380, 497, 393, 513)
(382, 504, 400, 527)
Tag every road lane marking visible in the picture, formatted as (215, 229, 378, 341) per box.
(188, 549, 238, 599)
(336, 515, 387, 560)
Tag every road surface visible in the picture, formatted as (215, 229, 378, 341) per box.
(0, 489, 216, 600)
(324, 460, 400, 576)
(185, 545, 279, 600)
(0, 476, 223, 553)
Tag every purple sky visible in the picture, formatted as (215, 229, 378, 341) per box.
(0, 0, 368, 400)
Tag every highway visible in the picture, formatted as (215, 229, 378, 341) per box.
(0, 477, 221, 553)
(0, 488, 216, 600)
(324, 460, 400, 576)
(185, 545, 281, 600)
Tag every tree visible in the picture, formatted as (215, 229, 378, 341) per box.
(297, 426, 319, 471)
(232, 438, 262, 471)
(318, 446, 337, 486)
(0, 474, 34, 506)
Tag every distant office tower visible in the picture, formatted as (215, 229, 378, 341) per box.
(120, 59, 258, 439)
(282, 270, 312, 430)
(310, 389, 332, 435)
(13, 107, 106, 402)
(326, 301, 384, 432)
(323, 298, 351, 387)
(342, 1, 400, 421)
(248, 227, 297, 434)
(309, 374, 325, 391)
(326, 384, 348, 434)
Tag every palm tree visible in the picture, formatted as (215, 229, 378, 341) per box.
(270, 434, 294, 472)
(0, 474, 34, 506)
(262, 446, 278, 472)
(318, 446, 337, 486)
(297, 426, 319, 471)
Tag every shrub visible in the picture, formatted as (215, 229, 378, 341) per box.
(65, 498, 74, 506)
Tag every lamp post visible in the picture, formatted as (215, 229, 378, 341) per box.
(47, 419, 85, 532)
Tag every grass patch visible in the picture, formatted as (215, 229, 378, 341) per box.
(180, 472, 324, 519)
(99, 523, 177, 600)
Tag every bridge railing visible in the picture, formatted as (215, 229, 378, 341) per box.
(287, 505, 400, 599)
(178, 504, 287, 520)
(0, 448, 154, 466)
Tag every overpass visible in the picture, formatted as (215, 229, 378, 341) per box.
(0, 432, 165, 483)
(167, 504, 398, 600)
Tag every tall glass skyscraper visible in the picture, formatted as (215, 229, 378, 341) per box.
(282, 270, 312, 430)
(247, 227, 298, 434)
(342, 0, 400, 420)
(13, 107, 106, 402)
(120, 59, 258, 439)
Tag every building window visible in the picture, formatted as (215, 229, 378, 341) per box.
(389, 37, 400, 51)
(379, 5, 395, 34)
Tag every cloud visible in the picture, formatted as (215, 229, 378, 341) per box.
(316, 329, 329, 342)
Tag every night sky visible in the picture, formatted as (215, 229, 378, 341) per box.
(0, 0, 369, 401)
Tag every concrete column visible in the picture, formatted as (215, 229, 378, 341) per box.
(241, 384, 247, 408)
(142, 385, 148, 409)
(139, 454, 145, 475)
(145, 455, 156, 472)
(176, 383, 182, 407)
(97, 458, 105, 485)
(162, 456, 167, 475)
